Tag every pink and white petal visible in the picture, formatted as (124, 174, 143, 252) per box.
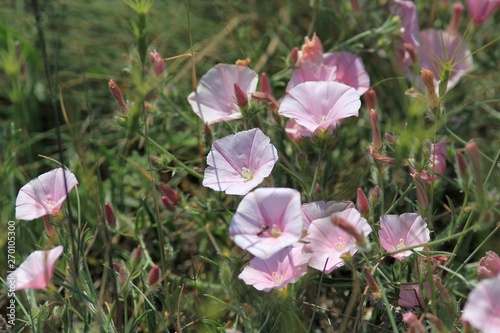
(323, 52, 370, 95)
(287, 61, 337, 91)
(8, 246, 64, 290)
(462, 275, 500, 333)
(301, 201, 355, 229)
(188, 64, 258, 125)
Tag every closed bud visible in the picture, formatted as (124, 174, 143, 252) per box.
(357, 188, 370, 217)
(148, 265, 161, 286)
(331, 216, 365, 246)
(161, 196, 175, 211)
(260, 72, 271, 95)
(113, 262, 128, 286)
(465, 141, 484, 194)
(131, 245, 142, 266)
(159, 184, 181, 204)
(363, 267, 381, 298)
(104, 203, 116, 226)
(364, 89, 377, 112)
(411, 170, 429, 212)
(289, 47, 299, 67)
(149, 49, 165, 76)
(449, 3, 464, 35)
(314, 183, 322, 194)
(350, 0, 361, 15)
(385, 133, 397, 145)
(233, 83, 248, 108)
(369, 109, 383, 150)
(421, 68, 439, 108)
(370, 186, 381, 205)
(108, 79, 129, 115)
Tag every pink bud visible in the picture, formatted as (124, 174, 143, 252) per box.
(149, 50, 165, 76)
(159, 184, 180, 205)
(108, 80, 129, 115)
(299, 33, 323, 65)
(331, 216, 366, 246)
(233, 83, 248, 108)
(131, 246, 142, 266)
(478, 251, 500, 278)
(449, 3, 464, 35)
(369, 109, 382, 150)
(104, 203, 116, 226)
(314, 183, 322, 194)
(161, 196, 174, 212)
(465, 141, 483, 192)
(148, 265, 161, 286)
(260, 72, 271, 95)
(363, 267, 380, 296)
(113, 263, 128, 286)
(370, 186, 381, 205)
(289, 47, 299, 66)
(356, 188, 370, 216)
(411, 170, 429, 211)
(455, 151, 467, 177)
(385, 133, 397, 145)
(364, 89, 377, 112)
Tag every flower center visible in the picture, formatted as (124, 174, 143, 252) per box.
(396, 238, 406, 250)
(45, 199, 56, 209)
(316, 115, 327, 124)
(334, 237, 347, 251)
(272, 271, 284, 285)
(241, 167, 254, 182)
(271, 224, 282, 238)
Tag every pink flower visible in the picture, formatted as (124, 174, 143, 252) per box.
(149, 49, 165, 76)
(229, 188, 303, 259)
(203, 128, 278, 195)
(392, 0, 421, 65)
(187, 64, 258, 125)
(430, 137, 447, 176)
(238, 243, 310, 292)
(301, 200, 355, 229)
(6, 246, 63, 290)
(278, 81, 361, 134)
(461, 274, 500, 333)
(287, 61, 337, 92)
(398, 281, 432, 307)
(478, 251, 500, 278)
(303, 207, 371, 274)
(417, 29, 473, 92)
(466, 0, 500, 25)
(323, 52, 370, 95)
(15, 168, 79, 221)
(379, 213, 430, 260)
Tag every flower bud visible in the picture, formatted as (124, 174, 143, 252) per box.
(113, 262, 128, 286)
(288, 47, 299, 67)
(159, 184, 181, 205)
(314, 183, 322, 194)
(331, 215, 365, 246)
(449, 3, 464, 35)
(350, 0, 361, 15)
(421, 68, 439, 108)
(411, 170, 429, 212)
(233, 83, 248, 108)
(148, 265, 161, 286)
(149, 49, 165, 76)
(455, 150, 467, 179)
(465, 141, 484, 194)
(364, 89, 377, 113)
(260, 72, 271, 95)
(131, 245, 142, 267)
(478, 251, 500, 278)
(370, 186, 381, 206)
(356, 188, 370, 217)
(161, 196, 174, 212)
(363, 267, 381, 298)
(104, 202, 116, 226)
(108, 79, 129, 115)
(369, 109, 383, 150)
